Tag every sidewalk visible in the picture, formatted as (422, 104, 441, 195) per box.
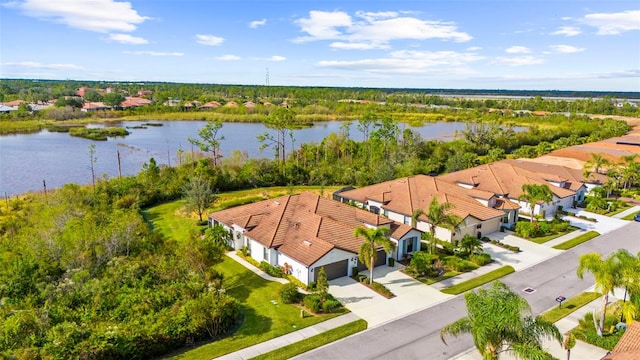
(452, 286, 614, 360)
(612, 205, 640, 219)
(214, 312, 361, 360)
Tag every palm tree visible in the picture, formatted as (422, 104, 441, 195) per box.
(459, 234, 484, 257)
(518, 184, 554, 222)
(585, 153, 610, 175)
(619, 155, 639, 189)
(354, 226, 395, 285)
(413, 198, 461, 254)
(576, 251, 626, 336)
(441, 281, 561, 360)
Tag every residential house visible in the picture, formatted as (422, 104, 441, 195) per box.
(334, 175, 506, 242)
(82, 102, 109, 112)
(137, 89, 153, 97)
(601, 321, 640, 360)
(209, 192, 421, 285)
(120, 97, 152, 109)
(199, 101, 221, 109)
(439, 159, 586, 221)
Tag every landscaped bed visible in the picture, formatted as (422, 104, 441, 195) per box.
(440, 266, 516, 295)
(514, 218, 579, 244)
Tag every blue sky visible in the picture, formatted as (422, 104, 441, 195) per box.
(1, 0, 639, 91)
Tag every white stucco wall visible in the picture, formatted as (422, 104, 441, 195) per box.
(395, 229, 422, 260)
(277, 248, 355, 285)
(278, 253, 310, 285)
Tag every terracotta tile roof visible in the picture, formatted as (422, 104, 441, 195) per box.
(602, 321, 640, 360)
(209, 193, 406, 266)
(439, 160, 577, 200)
(503, 159, 589, 191)
(200, 101, 221, 108)
(121, 97, 152, 108)
(3, 99, 26, 106)
(338, 175, 504, 224)
(82, 102, 108, 110)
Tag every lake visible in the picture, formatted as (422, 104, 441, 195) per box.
(0, 120, 515, 196)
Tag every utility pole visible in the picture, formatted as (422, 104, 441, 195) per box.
(43, 179, 47, 201)
(117, 150, 122, 178)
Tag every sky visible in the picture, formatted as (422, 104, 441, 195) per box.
(1, 0, 639, 91)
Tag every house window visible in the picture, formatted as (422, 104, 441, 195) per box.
(502, 213, 510, 223)
(263, 247, 269, 262)
(406, 237, 417, 253)
(370, 206, 380, 215)
(404, 215, 411, 225)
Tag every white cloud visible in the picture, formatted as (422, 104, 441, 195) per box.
(582, 10, 640, 35)
(505, 46, 531, 54)
(330, 41, 390, 50)
(266, 55, 286, 62)
(551, 26, 581, 36)
(549, 45, 585, 53)
(2, 61, 84, 70)
(316, 50, 484, 74)
(249, 18, 266, 28)
(107, 33, 148, 44)
(123, 51, 183, 56)
(466, 46, 482, 51)
(5, 0, 148, 32)
(491, 56, 544, 67)
(293, 10, 472, 49)
(195, 34, 224, 46)
(216, 54, 241, 61)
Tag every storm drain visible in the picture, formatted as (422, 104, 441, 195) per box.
(523, 287, 536, 294)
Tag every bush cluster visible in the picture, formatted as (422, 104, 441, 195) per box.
(260, 261, 284, 278)
(445, 256, 478, 272)
(279, 283, 300, 304)
(515, 219, 571, 238)
(302, 293, 342, 313)
(469, 253, 492, 266)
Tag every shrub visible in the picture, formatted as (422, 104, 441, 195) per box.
(481, 236, 491, 243)
(515, 221, 535, 238)
(260, 261, 284, 278)
(470, 253, 492, 266)
(356, 274, 368, 283)
(551, 221, 570, 233)
(370, 282, 394, 298)
(537, 222, 552, 235)
(279, 283, 299, 304)
(445, 257, 478, 272)
(409, 251, 435, 275)
(322, 299, 342, 313)
(351, 266, 359, 277)
(303, 294, 322, 313)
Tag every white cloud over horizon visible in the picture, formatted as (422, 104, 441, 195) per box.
(107, 33, 148, 44)
(294, 10, 472, 49)
(216, 54, 241, 61)
(249, 19, 267, 28)
(551, 26, 582, 36)
(195, 34, 224, 46)
(5, 0, 148, 33)
(491, 56, 544, 67)
(549, 44, 585, 53)
(582, 10, 640, 35)
(505, 46, 531, 54)
(123, 50, 183, 56)
(1, 61, 84, 70)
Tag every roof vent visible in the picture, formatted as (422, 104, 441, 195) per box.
(274, 201, 280, 205)
(303, 240, 312, 246)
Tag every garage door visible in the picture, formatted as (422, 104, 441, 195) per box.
(357, 249, 387, 271)
(317, 259, 348, 281)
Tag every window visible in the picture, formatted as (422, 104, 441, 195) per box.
(404, 215, 411, 225)
(370, 206, 380, 215)
(263, 247, 269, 261)
(406, 237, 416, 253)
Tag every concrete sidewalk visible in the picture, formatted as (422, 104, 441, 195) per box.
(612, 205, 640, 219)
(452, 287, 614, 360)
(214, 312, 361, 360)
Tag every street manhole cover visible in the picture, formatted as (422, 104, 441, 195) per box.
(523, 287, 536, 294)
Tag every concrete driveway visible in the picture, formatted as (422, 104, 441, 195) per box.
(562, 207, 628, 234)
(329, 264, 452, 328)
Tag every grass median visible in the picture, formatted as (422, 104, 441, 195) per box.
(249, 319, 368, 360)
(622, 210, 640, 221)
(539, 292, 601, 323)
(441, 266, 515, 295)
(552, 231, 600, 250)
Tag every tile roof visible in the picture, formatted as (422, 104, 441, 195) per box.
(3, 99, 26, 106)
(120, 97, 152, 108)
(439, 160, 577, 200)
(338, 175, 505, 223)
(209, 193, 406, 267)
(602, 321, 640, 360)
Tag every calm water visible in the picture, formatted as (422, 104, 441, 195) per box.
(0, 121, 513, 196)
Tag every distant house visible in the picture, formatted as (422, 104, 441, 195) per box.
(199, 101, 221, 109)
(243, 101, 256, 108)
(209, 193, 421, 285)
(82, 102, 109, 112)
(137, 89, 153, 97)
(335, 175, 507, 242)
(3, 100, 26, 107)
(76, 87, 88, 97)
(224, 101, 238, 107)
(120, 97, 152, 109)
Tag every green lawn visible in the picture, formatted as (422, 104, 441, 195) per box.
(411, 270, 460, 285)
(552, 231, 600, 250)
(622, 210, 640, 221)
(526, 226, 580, 244)
(249, 320, 368, 360)
(146, 200, 340, 360)
(441, 266, 515, 295)
(539, 292, 601, 323)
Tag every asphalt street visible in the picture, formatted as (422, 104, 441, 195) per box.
(297, 221, 640, 360)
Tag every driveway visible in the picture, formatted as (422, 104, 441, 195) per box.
(329, 264, 452, 328)
(561, 207, 629, 234)
(483, 232, 561, 271)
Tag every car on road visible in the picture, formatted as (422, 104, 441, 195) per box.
(635, 212, 640, 222)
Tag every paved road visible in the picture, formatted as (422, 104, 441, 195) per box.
(297, 221, 640, 360)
